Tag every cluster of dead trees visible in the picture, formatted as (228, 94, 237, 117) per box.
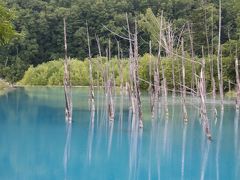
(62, 1, 239, 140)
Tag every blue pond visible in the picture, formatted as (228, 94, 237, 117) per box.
(0, 87, 239, 180)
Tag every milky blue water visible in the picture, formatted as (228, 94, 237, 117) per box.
(0, 87, 239, 180)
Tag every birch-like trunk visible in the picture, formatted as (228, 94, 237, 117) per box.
(133, 20, 143, 128)
(148, 41, 154, 115)
(199, 47, 211, 140)
(107, 39, 114, 121)
(159, 13, 168, 116)
(86, 23, 95, 116)
(181, 38, 188, 122)
(96, 36, 105, 89)
(235, 55, 240, 110)
(63, 18, 72, 122)
(171, 55, 176, 96)
(216, 0, 224, 108)
(187, 23, 197, 96)
(117, 41, 124, 93)
(210, 8, 216, 99)
(126, 13, 135, 114)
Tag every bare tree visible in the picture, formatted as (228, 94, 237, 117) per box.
(117, 41, 124, 93)
(148, 41, 154, 115)
(187, 23, 197, 95)
(133, 20, 143, 128)
(235, 48, 240, 110)
(210, 7, 216, 100)
(159, 12, 168, 116)
(181, 38, 188, 122)
(126, 14, 143, 128)
(199, 47, 212, 140)
(107, 39, 115, 121)
(126, 13, 135, 115)
(216, 0, 224, 108)
(63, 18, 72, 122)
(95, 35, 104, 86)
(86, 23, 95, 118)
(171, 53, 176, 97)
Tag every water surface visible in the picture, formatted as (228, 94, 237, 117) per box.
(0, 87, 239, 180)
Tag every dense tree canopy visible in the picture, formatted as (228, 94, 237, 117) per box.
(0, 2, 17, 45)
(0, 0, 239, 83)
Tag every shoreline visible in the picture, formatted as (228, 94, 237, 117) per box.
(13, 85, 237, 99)
(0, 79, 9, 94)
(0, 79, 16, 95)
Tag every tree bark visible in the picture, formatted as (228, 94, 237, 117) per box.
(199, 47, 211, 140)
(210, 7, 216, 99)
(235, 54, 240, 110)
(217, 0, 224, 108)
(63, 18, 72, 122)
(187, 23, 197, 95)
(86, 23, 95, 116)
(133, 20, 143, 128)
(159, 12, 168, 116)
(181, 38, 188, 122)
(107, 38, 115, 121)
(126, 13, 135, 115)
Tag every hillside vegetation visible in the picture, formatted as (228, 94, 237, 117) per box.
(0, 0, 239, 83)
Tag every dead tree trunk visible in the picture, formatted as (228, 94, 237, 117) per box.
(96, 35, 105, 89)
(153, 68, 160, 117)
(133, 20, 143, 128)
(158, 13, 168, 116)
(181, 38, 188, 122)
(149, 41, 154, 115)
(199, 47, 212, 140)
(126, 13, 135, 115)
(126, 15, 143, 128)
(235, 53, 240, 110)
(228, 80, 231, 93)
(86, 23, 95, 116)
(220, 47, 224, 108)
(217, 0, 224, 108)
(203, 1, 210, 56)
(63, 18, 72, 122)
(152, 16, 162, 117)
(210, 8, 216, 99)
(95, 35, 104, 88)
(171, 55, 176, 97)
(107, 39, 115, 121)
(164, 21, 175, 96)
(117, 41, 124, 93)
(187, 23, 197, 96)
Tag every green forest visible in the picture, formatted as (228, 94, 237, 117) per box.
(0, 0, 240, 91)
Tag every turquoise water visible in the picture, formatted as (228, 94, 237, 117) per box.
(0, 87, 239, 180)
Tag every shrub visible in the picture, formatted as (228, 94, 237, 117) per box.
(18, 55, 236, 92)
